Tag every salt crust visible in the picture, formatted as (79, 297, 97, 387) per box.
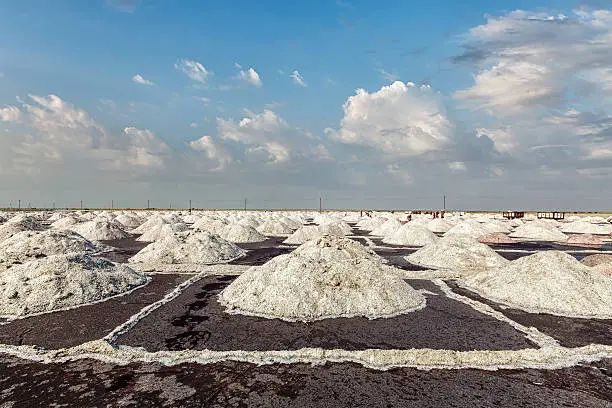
(407, 234, 508, 273)
(71, 220, 130, 241)
(0, 254, 147, 317)
(220, 224, 267, 243)
(219, 235, 425, 321)
(478, 233, 517, 245)
(129, 231, 246, 268)
(383, 224, 439, 246)
(460, 251, 612, 318)
(509, 223, 568, 242)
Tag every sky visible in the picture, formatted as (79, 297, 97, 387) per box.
(1, 0, 611, 211)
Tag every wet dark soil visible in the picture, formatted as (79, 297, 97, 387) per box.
(98, 235, 150, 264)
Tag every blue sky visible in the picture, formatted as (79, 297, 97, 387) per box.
(1, 1, 611, 210)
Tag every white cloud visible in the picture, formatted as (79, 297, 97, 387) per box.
(236, 67, 262, 87)
(476, 127, 517, 153)
(326, 81, 453, 157)
(290, 70, 307, 87)
(448, 161, 467, 172)
(132, 74, 155, 86)
(122, 127, 170, 169)
(378, 68, 399, 82)
(0, 106, 20, 122)
(385, 164, 413, 184)
(175, 59, 211, 84)
(189, 135, 233, 170)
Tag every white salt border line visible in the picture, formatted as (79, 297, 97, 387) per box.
(0, 340, 611, 372)
(432, 279, 559, 348)
(0, 277, 153, 325)
(363, 237, 376, 248)
(104, 272, 209, 344)
(493, 248, 612, 254)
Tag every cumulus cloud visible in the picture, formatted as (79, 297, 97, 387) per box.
(189, 135, 233, 171)
(0, 106, 20, 122)
(325, 81, 453, 157)
(175, 59, 210, 84)
(132, 74, 155, 86)
(236, 67, 262, 87)
(121, 127, 170, 169)
(290, 70, 307, 87)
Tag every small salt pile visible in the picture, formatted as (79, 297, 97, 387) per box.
(383, 224, 439, 246)
(115, 214, 143, 229)
(426, 218, 454, 233)
(356, 217, 387, 231)
(283, 226, 323, 245)
(561, 221, 612, 235)
(278, 216, 302, 229)
(129, 231, 246, 269)
(565, 234, 606, 248)
(0, 223, 30, 243)
(444, 220, 492, 239)
(581, 254, 612, 267)
(0, 254, 146, 316)
(317, 222, 351, 237)
(136, 222, 189, 242)
(51, 215, 82, 230)
(509, 223, 568, 242)
(192, 217, 229, 235)
(461, 251, 612, 318)
(478, 233, 517, 245)
(7, 214, 44, 231)
(256, 220, 294, 237)
(218, 235, 425, 322)
(370, 218, 402, 237)
(237, 216, 262, 228)
(71, 220, 130, 241)
(220, 224, 267, 243)
(407, 234, 508, 273)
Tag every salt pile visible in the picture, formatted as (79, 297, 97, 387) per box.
(509, 223, 568, 242)
(356, 217, 387, 231)
(383, 224, 439, 246)
(131, 215, 166, 234)
(181, 214, 201, 224)
(478, 233, 517, 245)
(407, 234, 508, 273)
(283, 226, 324, 245)
(461, 251, 612, 318)
(0, 230, 106, 270)
(580, 254, 612, 267)
(0, 223, 30, 242)
(218, 235, 425, 321)
(317, 222, 351, 237)
(426, 218, 454, 233)
(129, 231, 246, 267)
(7, 215, 44, 231)
(115, 214, 143, 229)
(220, 224, 267, 243)
(565, 234, 606, 248)
(51, 216, 82, 230)
(370, 218, 402, 237)
(278, 216, 302, 229)
(256, 220, 294, 236)
(238, 216, 262, 228)
(561, 221, 612, 235)
(444, 220, 492, 239)
(71, 220, 130, 241)
(136, 222, 189, 242)
(192, 217, 229, 235)
(0, 254, 147, 317)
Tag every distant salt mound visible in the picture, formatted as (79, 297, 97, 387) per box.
(51, 216, 82, 230)
(0, 230, 106, 270)
(192, 217, 229, 235)
(0, 254, 146, 317)
(426, 218, 454, 233)
(71, 220, 130, 241)
(356, 217, 387, 231)
(317, 222, 351, 237)
(218, 235, 425, 321)
(256, 220, 294, 236)
(478, 233, 517, 245)
(238, 216, 262, 228)
(509, 223, 568, 242)
(444, 220, 492, 239)
(136, 222, 189, 242)
(220, 224, 267, 243)
(279, 216, 302, 229)
(129, 231, 245, 269)
(581, 254, 612, 268)
(131, 216, 166, 234)
(370, 218, 402, 237)
(561, 221, 612, 235)
(461, 251, 612, 318)
(115, 214, 143, 229)
(407, 234, 508, 273)
(283, 226, 323, 245)
(0, 223, 31, 242)
(7, 215, 44, 231)
(565, 234, 606, 248)
(383, 224, 439, 246)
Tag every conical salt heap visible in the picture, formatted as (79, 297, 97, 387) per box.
(129, 231, 246, 271)
(406, 234, 508, 273)
(283, 225, 323, 245)
(136, 222, 189, 242)
(256, 220, 295, 236)
(509, 223, 568, 242)
(0, 254, 147, 317)
(461, 251, 612, 318)
(218, 235, 425, 322)
(71, 220, 130, 241)
(383, 224, 439, 246)
(220, 224, 267, 243)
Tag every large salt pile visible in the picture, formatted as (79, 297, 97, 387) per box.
(444, 220, 493, 239)
(256, 220, 294, 236)
(192, 217, 229, 235)
(50, 215, 82, 230)
(218, 235, 425, 321)
(461, 251, 612, 318)
(129, 231, 246, 270)
(407, 234, 508, 273)
(370, 218, 402, 237)
(71, 220, 130, 241)
(115, 214, 143, 229)
(0, 230, 106, 270)
(283, 226, 323, 245)
(509, 223, 568, 242)
(383, 224, 439, 246)
(561, 221, 612, 235)
(356, 217, 387, 231)
(478, 233, 517, 245)
(220, 224, 267, 243)
(317, 222, 351, 237)
(7, 214, 44, 231)
(0, 254, 147, 317)
(136, 222, 189, 242)
(426, 218, 454, 233)
(0, 223, 30, 242)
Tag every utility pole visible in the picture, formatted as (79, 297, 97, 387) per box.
(443, 195, 446, 211)
(53, 202, 55, 210)
(147, 200, 150, 210)
(111, 200, 114, 210)
(80, 200, 83, 210)
(18, 200, 20, 210)
(244, 198, 247, 211)
(319, 197, 322, 213)
(189, 200, 192, 214)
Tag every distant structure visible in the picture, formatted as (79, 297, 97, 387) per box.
(537, 211, 565, 220)
(503, 211, 524, 219)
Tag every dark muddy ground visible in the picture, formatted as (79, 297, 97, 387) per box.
(446, 281, 612, 348)
(0, 274, 189, 349)
(98, 234, 150, 263)
(116, 275, 536, 352)
(0, 356, 610, 407)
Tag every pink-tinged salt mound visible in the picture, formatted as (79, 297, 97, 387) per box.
(594, 264, 612, 277)
(565, 234, 606, 248)
(580, 254, 612, 267)
(478, 233, 517, 245)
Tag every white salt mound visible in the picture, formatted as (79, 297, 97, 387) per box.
(136, 222, 189, 242)
(407, 234, 508, 273)
(461, 251, 612, 318)
(218, 235, 425, 322)
(444, 220, 492, 239)
(192, 217, 229, 235)
(283, 226, 323, 245)
(509, 223, 568, 242)
(0, 223, 30, 243)
(478, 233, 516, 245)
(0, 254, 147, 316)
(561, 221, 612, 235)
(426, 218, 454, 233)
(51, 216, 82, 230)
(220, 224, 267, 243)
(317, 222, 351, 237)
(71, 220, 130, 241)
(115, 214, 143, 229)
(256, 220, 294, 236)
(7, 215, 44, 231)
(129, 231, 246, 265)
(383, 224, 439, 246)
(370, 219, 402, 237)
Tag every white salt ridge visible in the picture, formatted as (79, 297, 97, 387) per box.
(383, 224, 439, 246)
(283, 226, 324, 245)
(51, 216, 82, 230)
(136, 222, 189, 242)
(220, 224, 267, 243)
(219, 235, 425, 322)
(370, 219, 402, 237)
(0, 254, 147, 317)
(256, 220, 294, 236)
(461, 251, 612, 318)
(509, 223, 568, 242)
(407, 234, 509, 273)
(560, 221, 612, 235)
(71, 220, 130, 241)
(129, 231, 246, 266)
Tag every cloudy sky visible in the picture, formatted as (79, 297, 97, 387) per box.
(1, 0, 611, 211)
